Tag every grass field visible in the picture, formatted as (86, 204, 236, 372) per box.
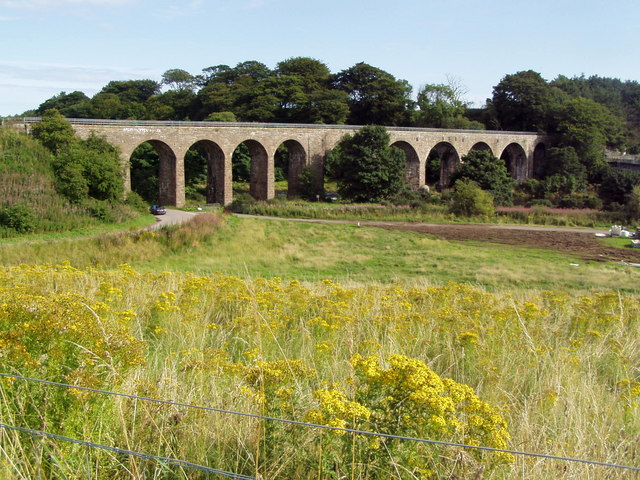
(1, 214, 637, 292)
(1, 213, 639, 479)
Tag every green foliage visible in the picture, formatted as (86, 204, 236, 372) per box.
(555, 97, 623, 172)
(298, 166, 323, 201)
(204, 111, 237, 122)
(35, 91, 90, 117)
(414, 81, 482, 130)
(624, 185, 640, 222)
(331, 62, 414, 126)
(330, 126, 407, 202)
(598, 167, 640, 206)
(0, 203, 36, 234)
(0, 126, 138, 237)
(51, 134, 123, 203)
(490, 70, 564, 132)
(129, 142, 159, 202)
(30, 109, 76, 154)
(451, 149, 513, 205)
(161, 68, 196, 92)
(449, 179, 495, 218)
(232, 143, 252, 182)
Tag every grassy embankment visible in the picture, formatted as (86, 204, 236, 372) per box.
(0, 126, 146, 238)
(0, 215, 639, 479)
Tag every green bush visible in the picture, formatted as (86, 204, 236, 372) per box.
(124, 191, 150, 212)
(228, 193, 256, 213)
(448, 179, 495, 218)
(0, 203, 37, 233)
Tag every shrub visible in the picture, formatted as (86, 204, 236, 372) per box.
(0, 203, 37, 233)
(124, 191, 150, 212)
(449, 179, 495, 218)
(227, 193, 256, 213)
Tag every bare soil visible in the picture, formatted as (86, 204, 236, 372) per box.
(370, 223, 640, 264)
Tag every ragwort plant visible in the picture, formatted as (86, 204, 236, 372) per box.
(0, 263, 639, 478)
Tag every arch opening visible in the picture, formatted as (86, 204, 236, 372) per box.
(427, 142, 460, 190)
(392, 141, 420, 190)
(532, 143, 547, 179)
(500, 143, 528, 181)
(232, 140, 270, 201)
(275, 140, 307, 198)
(186, 140, 225, 205)
(130, 140, 177, 205)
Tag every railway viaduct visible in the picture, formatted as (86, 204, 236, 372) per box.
(17, 118, 550, 207)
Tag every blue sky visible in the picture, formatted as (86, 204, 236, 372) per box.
(1, 0, 638, 117)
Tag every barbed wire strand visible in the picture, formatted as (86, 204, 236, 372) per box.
(1, 372, 639, 472)
(0, 422, 254, 480)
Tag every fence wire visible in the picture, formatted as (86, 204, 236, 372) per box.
(1, 372, 639, 473)
(0, 422, 254, 479)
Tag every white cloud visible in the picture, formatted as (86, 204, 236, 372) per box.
(0, 61, 158, 90)
(0, 0, 134, 9)
(0, 61, 160, 115)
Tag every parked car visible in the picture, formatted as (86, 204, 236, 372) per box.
(150, 205, 166, 215)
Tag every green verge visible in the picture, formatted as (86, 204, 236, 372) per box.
(1, 215, 636, 293)
(135, 217, 639, 293)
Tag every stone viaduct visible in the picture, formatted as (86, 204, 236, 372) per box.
(18, 118, 550, 207)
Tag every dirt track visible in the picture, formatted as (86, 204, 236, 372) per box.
(370, 222, 640, 264)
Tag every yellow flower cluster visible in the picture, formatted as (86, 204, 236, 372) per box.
(350, 354, 513, 463)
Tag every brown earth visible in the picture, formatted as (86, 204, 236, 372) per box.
(370, 223, 640, 264)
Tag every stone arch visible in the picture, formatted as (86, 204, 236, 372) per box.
(129, 140, 177, 206)
(532, 142, 547, 179)
(275, 139, 307, 198)
(500, 143, 528, 181)
(237, 139, 270, 201)
(392, 141, 421, 189)
(469, 142, 493, 155)
(428, 142, 460, 189)
(188, 140, 225, 204)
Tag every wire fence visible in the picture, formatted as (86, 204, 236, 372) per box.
(1, 371, 639, 476)
(0, 422, 254, 480)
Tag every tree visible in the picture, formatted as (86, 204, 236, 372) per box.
(331, 63, 413, 125)
(52, 134, 123, 202)
(330, 125, 406, 202)
(272, 57, 349, 124)
(555, 97, 623, 173)
(451, 149, 513, 205)
(542, 146, 588, 195)
(415, 80, 468, 128)
(161, 69, 197, 92)
(489, 70, 565, 132)
(101, 80, 160, 103)
(30, 109, 76, 154)
(35, 91, 90, 117)
(449, 179, 495, 217)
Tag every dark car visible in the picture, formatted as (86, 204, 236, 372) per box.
(150, 205, 166, 215)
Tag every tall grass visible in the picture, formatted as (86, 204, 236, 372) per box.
(0, 265, 638, 479)
(237, 199, 622, 228)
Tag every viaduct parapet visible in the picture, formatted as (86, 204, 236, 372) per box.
(15, 118, 550, 207)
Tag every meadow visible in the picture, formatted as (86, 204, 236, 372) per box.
(1, 213, 639, 479)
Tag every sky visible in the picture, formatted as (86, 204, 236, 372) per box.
(1, 0, 639, 117)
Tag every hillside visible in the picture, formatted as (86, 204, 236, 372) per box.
(0, 126, 143, 237)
